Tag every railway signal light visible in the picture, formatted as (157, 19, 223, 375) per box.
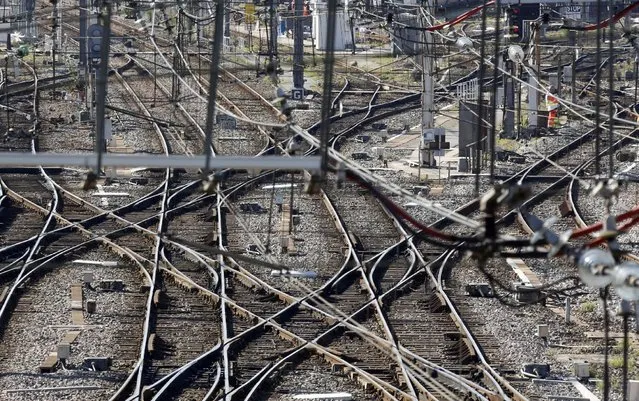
(506, 5, 519, 16)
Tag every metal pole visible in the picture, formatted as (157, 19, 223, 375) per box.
(418, 142, 421, 182)
(420, 4, 435, 171)
(153, 51, 157, 107)
(311, 29, 316, 67)
(473, 0, 487, 182)
(318, 0, 338, 180)
(635, 59, 638, 107)
(421, 11, 434, 130)
(621, 300, 631, 401)
(172, 11, 182, 102)
(528, 23, 540, 128)
(608, 0, 614, 179)
(504, 60, 514, 137)
(488, 0, 501, 179)
(203, 0, 225, 174)
(557, 55, 562, 98)
(79, 0, 87, 67)
(52, 0, 58, 88)
(94, 1, 112, 176)
(570, 30, 576, 104)
(349, 16, 355, 55)
(516, 64, 522, 139)
(594, 0, 602, 176)
(198, 22, 202, 94)
(293, 0, 304, 89)
(268, 0, 278, 81)
(5, 55, 8, 131)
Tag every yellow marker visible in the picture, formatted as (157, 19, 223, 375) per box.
(245, 3, 255, 25)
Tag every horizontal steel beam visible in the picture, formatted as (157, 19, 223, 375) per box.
(0, 152, 321, 171)
(499, 0, 600, 3)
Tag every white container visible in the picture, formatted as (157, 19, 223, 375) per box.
(536, 324, 549, 338)
(57, 343, 71, 360)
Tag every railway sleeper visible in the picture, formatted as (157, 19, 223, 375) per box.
(443, 338, 478, 365)
(233, 273, 257, 290)
(231, 308, 261, 327)
(393, 365, 408, 389)
(162, 272, 196, 293)
(429, 292, 450, 313)
(276, 328, 300, 344)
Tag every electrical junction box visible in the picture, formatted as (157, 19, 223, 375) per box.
(573, 361, 590, 379)
(536, 324, 549, 338)
(79, 111, 91, 122)
(217, 114, 237, 130)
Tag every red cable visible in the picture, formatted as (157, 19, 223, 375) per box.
(345, 171, 474, 243)
(424, 0, 496, 32)
(587, 214, 639, 248)
(571, 205, 639, 239)
(574, 1, 639, 31)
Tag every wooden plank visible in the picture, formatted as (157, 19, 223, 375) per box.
(61, 331, 81, 344)
(39, 352, 58, 373)
(72, 310, 84, 325)
(506, 258, 542, 287)
(70, 284, 83, 310)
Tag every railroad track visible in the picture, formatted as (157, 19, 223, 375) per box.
(5, 2, 617, 399)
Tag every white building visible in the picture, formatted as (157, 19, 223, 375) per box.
(310, 0, 351, 50)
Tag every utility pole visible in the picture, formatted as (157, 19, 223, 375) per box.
(421, 12, 434, 131)
(527, 22, 541, 129)
(420, 3, 434, 171)
(203, 0, 225, 176)
(269, 0, 278, 81)
(79, 0, 87, 66)
(503, 10, 515, 138)
(172, 11, 183, 102)
(348, 12, 355, 55)
(556, 54, 562, 98)
(516, 64, 522, 138)
(94, 1, 112, 176)
(5, 55, 9, 132)
(570, 29, 577, 104)
(25, 0, 35, 39)
(51, 0, 59, 87)
(292, 0, 304, 90)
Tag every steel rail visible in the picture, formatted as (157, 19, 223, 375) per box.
(109, 67, 173, 399)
